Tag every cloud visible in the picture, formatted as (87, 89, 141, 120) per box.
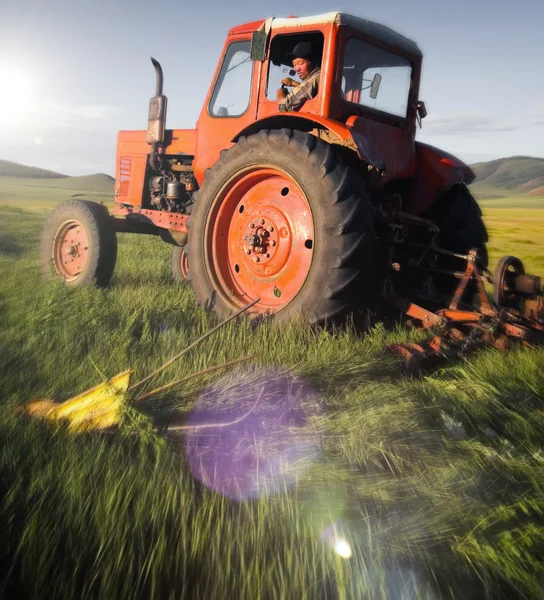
(531, 103, 544, 125)
(421, 112, 519, 136)
(421, 108, 544, 136)
(38, 102, 120, 127)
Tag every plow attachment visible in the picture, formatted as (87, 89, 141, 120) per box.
(390, 252, 544, 377)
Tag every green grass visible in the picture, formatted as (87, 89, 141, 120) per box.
(483, 208, 544, 275)
(0, 204, 543, 599)
(478, 196, 544, 210)
(0, 175, 113, 209)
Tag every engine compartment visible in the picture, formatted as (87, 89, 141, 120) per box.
(147, 156, 196, 215)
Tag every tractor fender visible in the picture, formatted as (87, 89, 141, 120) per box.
(406, 141, 476, 215)
(232, 113, 353, 146)
(416, 142, 475, 186)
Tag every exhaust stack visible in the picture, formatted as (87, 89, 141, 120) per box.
(147, 57, 167, 168)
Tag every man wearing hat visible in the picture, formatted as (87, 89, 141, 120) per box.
(277, 41, 320, 112)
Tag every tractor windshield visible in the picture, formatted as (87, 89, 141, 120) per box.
(209, 41, 253, 117)
(341, 38, 412, 119)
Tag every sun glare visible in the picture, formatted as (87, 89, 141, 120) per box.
(0, 65, 34, 125)
(333, 539, 352, 559)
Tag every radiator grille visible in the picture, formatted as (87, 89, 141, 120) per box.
(119, 156, 132, 197)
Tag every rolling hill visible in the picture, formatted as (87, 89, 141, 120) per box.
(1, 155, 543, 210)
(469, 156, 544, 200)
(0, 167, 114, 209)
(0, 159, 68, 179)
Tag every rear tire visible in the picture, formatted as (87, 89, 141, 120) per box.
(40, 200, 117, 287)
(428, 183, 488, 257)
(188, 129, 377, 325)
(423, 184, 488, 295)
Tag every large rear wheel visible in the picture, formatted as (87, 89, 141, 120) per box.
(188, 129, 377, 325)
(422, 183, 488, 296)
(40, 200, 117, 287)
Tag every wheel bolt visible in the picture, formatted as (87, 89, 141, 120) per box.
(271, 240, 276, 246)
(265, 254, 270, 258)
(254, 256, 260, 263)
(260, 219, 265, 225)
(246, 249, 251, 255)
(269, 226, 274, 232)
(249, 223, 255, 228)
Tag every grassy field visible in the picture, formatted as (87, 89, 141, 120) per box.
(0, 175, 113, 209)
(0, 198, 543, 599)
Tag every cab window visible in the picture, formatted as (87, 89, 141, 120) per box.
(209, 41, 253, 117)
(266, 32, 324, 100)
(342, 38, 412, 118)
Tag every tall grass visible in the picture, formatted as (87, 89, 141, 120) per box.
(0, 205, 543, 599)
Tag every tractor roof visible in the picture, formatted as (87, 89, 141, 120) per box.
(229, 12, 422, 58)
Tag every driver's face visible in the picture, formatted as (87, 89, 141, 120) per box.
(292, 58, 313, 80)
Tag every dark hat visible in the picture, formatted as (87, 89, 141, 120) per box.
(286, 41, 315, 62)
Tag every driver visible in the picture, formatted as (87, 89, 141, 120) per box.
(277, 42, 320, 112)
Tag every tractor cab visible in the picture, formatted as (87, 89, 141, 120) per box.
(194, 13, 424, 184)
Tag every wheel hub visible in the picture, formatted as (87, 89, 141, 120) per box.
(209, 168, 314, 312)
(53, 220, 90, 281)
(240, 210, 292, 277)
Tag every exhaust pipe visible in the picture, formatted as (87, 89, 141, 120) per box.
(152, 57, 163, 96)
(147, 57, 168, 169)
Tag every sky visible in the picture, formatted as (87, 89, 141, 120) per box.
(0, 0, 543, 176)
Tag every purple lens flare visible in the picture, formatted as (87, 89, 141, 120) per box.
(183, 366, 323, 500)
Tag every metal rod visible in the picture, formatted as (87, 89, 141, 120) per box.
(133, 354, 254, 402)
(129, 298, 260, 391)
(389, 239, 469, 261)
(163, 386, 265, 432)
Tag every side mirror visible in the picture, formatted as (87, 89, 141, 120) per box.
(250, 17, 272, 62)
(369, 73, 382, 99)
(147, 58, 168, 146)
(416, 101, 427, 129)
(250, 30, 267, 61)
(417, 101, 427, 119)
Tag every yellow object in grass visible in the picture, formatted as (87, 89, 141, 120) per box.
(22, 370, 133, 431)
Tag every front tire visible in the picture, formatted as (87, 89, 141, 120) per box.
(40, 200, 117, 288)
(188, 129, 377, 325)
(171, 246, 190, 282)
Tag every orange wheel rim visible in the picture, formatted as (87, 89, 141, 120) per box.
(52, 220, 90, 281)
(205, 167, 314, 313)
(180, 248, 189, 279)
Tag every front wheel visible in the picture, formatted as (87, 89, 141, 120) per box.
(188, 129, 377, 325)
(40, 200, 117, 287)
(171, 246, 190, 282)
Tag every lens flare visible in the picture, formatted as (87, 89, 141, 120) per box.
(0, 65, 34, 126)
(333, 538, 352, 559)
(183, 366, 323, 500)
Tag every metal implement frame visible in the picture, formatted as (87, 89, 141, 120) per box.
(388, 249, 544, 377)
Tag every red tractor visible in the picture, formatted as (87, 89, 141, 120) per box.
(41, 13, 543, 367)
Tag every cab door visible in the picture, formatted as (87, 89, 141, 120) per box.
(193, 38, 260, 183)
(337, 34, 418, 185)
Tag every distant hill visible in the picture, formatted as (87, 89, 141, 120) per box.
(33, 174, 115, 195)
(0, 159, 67, 179)
(0, 171, 114, 209)
(469, 156, 544, 198)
